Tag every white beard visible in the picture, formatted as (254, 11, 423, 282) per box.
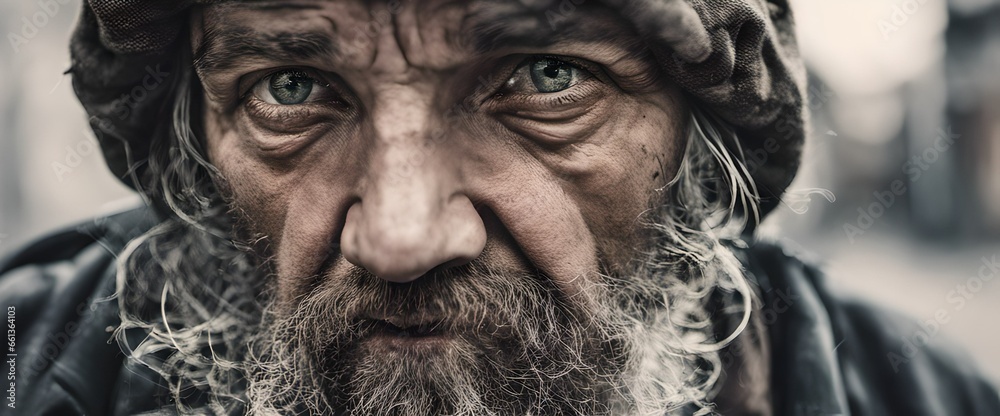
(244, 242, 748, 416)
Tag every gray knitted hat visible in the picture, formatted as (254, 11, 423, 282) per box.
(69, 0, 806, 217)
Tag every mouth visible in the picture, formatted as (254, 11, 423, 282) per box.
(377, 319, 444, 337)
(360, 316, 452, 349)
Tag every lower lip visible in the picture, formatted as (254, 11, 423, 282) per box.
(365, 330, 453, 351)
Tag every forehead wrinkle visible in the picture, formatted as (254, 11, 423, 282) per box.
(241, 0, 329, 10)
(348, 0, 474, 75)
(194, 25, 339, 74)
(465, 1, 629, 54)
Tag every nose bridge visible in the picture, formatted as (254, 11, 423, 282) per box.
(373, 84, 431, 150)
(341, 84, 485, 282)
(368, 84, 444, 221)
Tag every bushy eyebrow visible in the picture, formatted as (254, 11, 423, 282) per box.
(194, 27, 338, 74)
(192, 1, 640, 76)
(465, 2, 630, 55)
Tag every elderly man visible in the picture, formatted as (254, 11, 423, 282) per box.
(1, 0, 998, 415)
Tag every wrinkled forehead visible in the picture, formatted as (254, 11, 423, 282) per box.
(193, 0, 643, 73)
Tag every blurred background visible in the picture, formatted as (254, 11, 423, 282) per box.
(1, 0, 998, 382)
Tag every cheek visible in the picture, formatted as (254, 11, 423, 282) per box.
(516, 95, 687, 270)
(584, 116, 684, 267)
(204, 110, 361, 297)
(460, 91, 686, 291)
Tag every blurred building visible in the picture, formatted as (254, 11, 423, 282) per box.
(947, 0, 1000, 236)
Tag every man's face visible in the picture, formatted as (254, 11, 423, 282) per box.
(193, 0, 691, 413)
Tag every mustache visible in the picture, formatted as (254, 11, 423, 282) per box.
(281, 260, 587, 350)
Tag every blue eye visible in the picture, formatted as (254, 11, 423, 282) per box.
(504, 57, 589, 95)
(267, 70, 315, 105)
(528, 58, 577, 93)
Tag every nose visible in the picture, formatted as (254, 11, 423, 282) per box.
(340, 86, 487, 283)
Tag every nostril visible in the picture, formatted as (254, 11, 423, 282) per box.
(341, 193, 486, 283)
(434, 256, 475, 273)
(370, 265, 427, 283)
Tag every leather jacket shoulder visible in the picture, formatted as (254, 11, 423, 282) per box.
(0, 207, 160, 416)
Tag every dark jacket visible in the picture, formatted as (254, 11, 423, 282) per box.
(1, 206, 998, 415)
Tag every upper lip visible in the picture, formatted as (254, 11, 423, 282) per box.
(362, 313, 446, 332)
